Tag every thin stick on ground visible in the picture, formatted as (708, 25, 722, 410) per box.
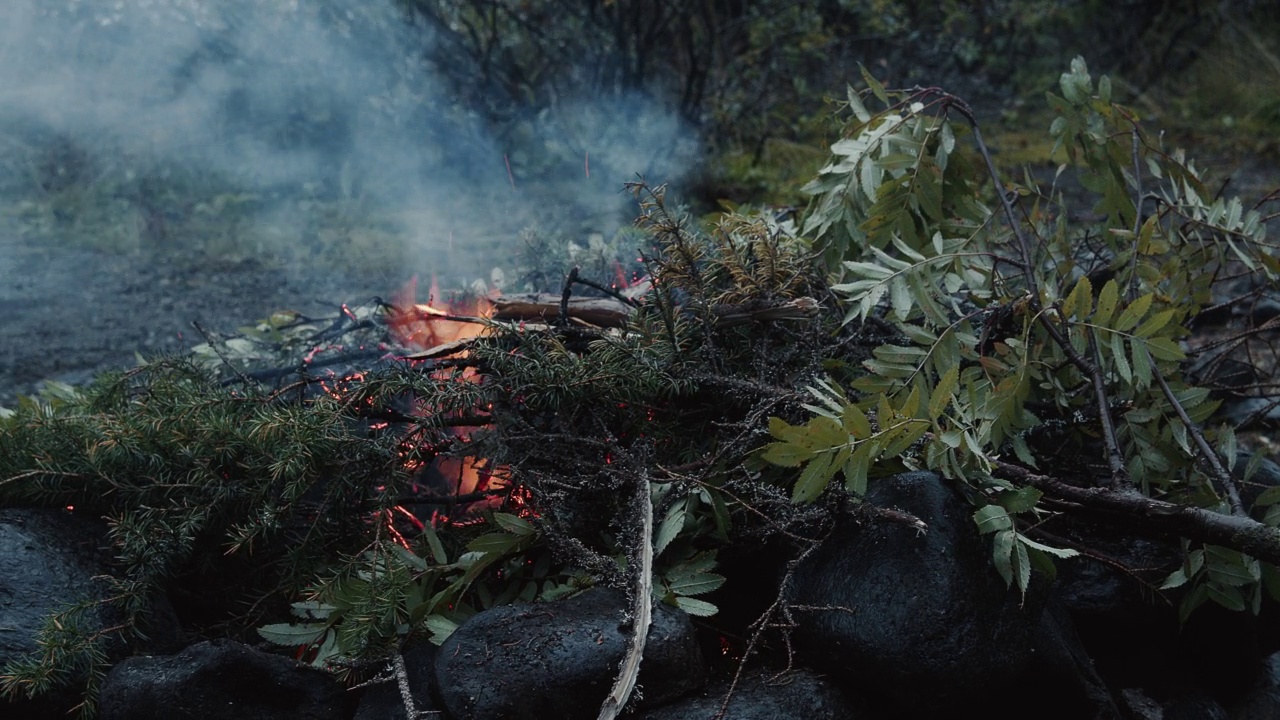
(598, 474, 654, 720)
(392, 649, 438, 719)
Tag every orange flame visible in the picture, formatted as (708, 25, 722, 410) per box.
(388, 275, 495, 351)
(383, 275, 514, 529)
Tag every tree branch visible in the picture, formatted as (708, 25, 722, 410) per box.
(993, 461, 1280, 564)
(598, 473, 654, 720)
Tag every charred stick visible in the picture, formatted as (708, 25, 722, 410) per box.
(192, 321, 254, 387)
(570, 274, 643, 308)
(559, 266, 579, 328)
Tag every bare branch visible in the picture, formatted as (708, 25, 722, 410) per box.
(598, 473, 654, 720)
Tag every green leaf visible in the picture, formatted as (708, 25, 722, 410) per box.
(792, 451, 836, 504)
(1207, 583, 1247, 612)
(1162, 566, 1190, 590)
(1018, 535, 1080, 559)
(1131, 334, 1152, 387)
(1094, 279, 1119, 326)
(1263, 564, 1280, 601)
(674, 596, 719, 617)
(1114, 293, 1154, 332)
(1064, 275, 1092, 321)
(929, 367, 959, 420)
(993, 528, 1015, 587)
(258, 622, 328, 646)
(768, 416, 807, 444)
(654, 497, 688, 557)
(974, 504, 1013, 534)
(1144, 337, 1186, 362)
(1254, 485, 1280, 508)
(998, 487, 1043, 514)
(493, 513, 536, 536)
(1010, 434, 1038, 468)
(668, 572, 726, 597)
(1179, 584, 1210, 624)
(424, 614, 459, 645)
(860, 64, 889, 106)
(422, 523, 448, 565)
(1134, 308, 1176, 338)
(843, 402, 873, 438)
(843, 444, 873, 497)
(1014, 537, 1032, 592)
(466, 532, 522, 555)
(882, 420, 928, 458)
(391, 544, 430, 572)
(1110, 333, 1131, 384)
(847, 86, 871, 123)
(762, 440, 814, 468)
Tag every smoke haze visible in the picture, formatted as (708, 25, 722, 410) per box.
(0, 0, 697, 287)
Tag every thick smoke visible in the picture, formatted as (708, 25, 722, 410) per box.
(0, 0, 696, 286)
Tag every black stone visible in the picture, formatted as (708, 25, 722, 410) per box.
(785, 471, 1042, 711)
(637, 668, 867, 720)
(97, 639, 347, 720)
(353, 640, 439, 720)
(435, 587, 704, 719)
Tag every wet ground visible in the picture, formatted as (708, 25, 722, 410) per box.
(0, 226, 392, 406)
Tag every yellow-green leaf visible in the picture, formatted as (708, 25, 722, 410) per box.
(792, 452, 836, 503)
(1144, 337, 1186, 362)
(1065, 275, 1092, 321)
(843, 403, 873, 438)
(929, 367, 959, 420)
(1094, 279, 1119, 327)
(762, 441, 814, 468)
(1115, 293, 1154, 332)
(1134, 308, 1176, 338)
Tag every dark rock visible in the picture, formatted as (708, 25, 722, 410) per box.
(435, 588, 704, 720)
(353, 640, 439, 720)
(1049, 454, 1280, 702)
(785, 471, 1042, 712)
(0, 508, 132, 718)
(1017, 599, 1121, 720)
(0, 509, 118, 663)
(636, 668, 867, 720)
(97, 639, 347, 720)
(1231, 651, 1280, 719)
(1161, 690, 1229, 720)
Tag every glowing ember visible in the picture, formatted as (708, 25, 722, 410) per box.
(378, 275, 516, 532)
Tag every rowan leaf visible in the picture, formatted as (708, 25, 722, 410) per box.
(792, 451, 836, 503)
(1094, 279, 1119, 326)
(1115, 293, 1154, 332)
(1064, 275, 1092, 321)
